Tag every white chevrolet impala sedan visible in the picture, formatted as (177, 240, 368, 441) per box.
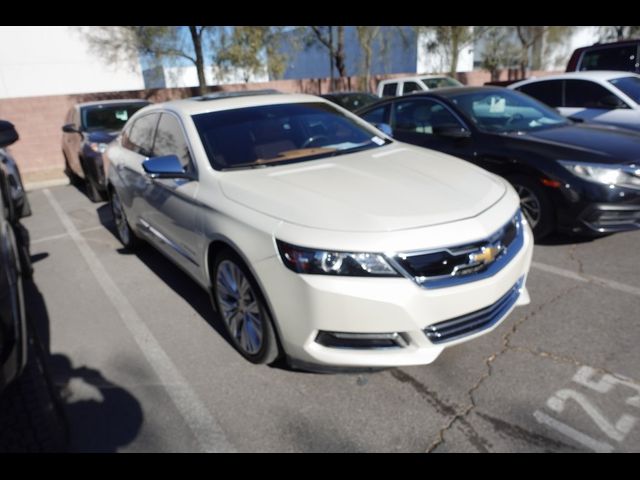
(104, 91, 533, 369)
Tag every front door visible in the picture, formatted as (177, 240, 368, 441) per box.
(141, 113, 203, 280)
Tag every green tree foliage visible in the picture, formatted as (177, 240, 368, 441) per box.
(214, 27, 289, 82)
(417, 26, 489, 76)
(79, 26, 215, 95)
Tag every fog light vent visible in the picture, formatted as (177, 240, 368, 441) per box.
(315, 331, 409, 349)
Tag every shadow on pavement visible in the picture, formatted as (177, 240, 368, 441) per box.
(24, 274, 144, 452)
(536, 232, 607, 246)
(49, 355, 144, 452)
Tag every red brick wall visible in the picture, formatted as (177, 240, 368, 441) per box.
(0, 70, 562, 180)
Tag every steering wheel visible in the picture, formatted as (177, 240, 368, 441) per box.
(301, 135, 329, 148)
(505, 113, 524, 127)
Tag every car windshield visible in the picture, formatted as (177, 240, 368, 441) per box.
(421, 77, 463, 89)
(192, 102, 391, 170)
(82, 103, 149, 132)
(447, 89, 570, 133)
(608, 76, 640, 104)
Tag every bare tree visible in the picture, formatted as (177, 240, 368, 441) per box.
(480, 27, 519, 81)
(355, 26, 381, 92)
(598, 26, 640, 41)
(307, 26, 347, 89)
(79, 26, 216, 96)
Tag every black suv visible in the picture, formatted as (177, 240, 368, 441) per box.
(567, 39, 640, 73)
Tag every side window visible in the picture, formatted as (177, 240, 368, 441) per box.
(392, 99, 462, 135)
(360, 105, 388, 125)
(516, 81, 563, 107)
(382, 83, 397, 97)
(153, 113, 193, 170)
(580, 45, 638, 72)
(126, 113, 160, 157)
(564, 80, 622, 109)
(402, 81, 423, 94)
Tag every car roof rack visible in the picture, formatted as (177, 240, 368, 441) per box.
(196, 89, 282, 101)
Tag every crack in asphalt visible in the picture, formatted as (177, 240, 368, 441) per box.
(424, 283, 583, 453)
(390, 242, 635, 453)
(567, 244, 586, 276)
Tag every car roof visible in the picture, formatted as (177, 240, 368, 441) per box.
(145, 91, 333, 116)
(77, 99, 151, 108)
(381, 75, 453, 83)
(322, 91, 377, 96)
(512, 71, 640, 86)
(410, 86, 503, 97)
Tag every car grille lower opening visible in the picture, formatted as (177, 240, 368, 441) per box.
(315, 331, 409, 350)
(424, 276, 524, 344)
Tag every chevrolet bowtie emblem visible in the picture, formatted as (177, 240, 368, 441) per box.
(469, 245, 502, 265)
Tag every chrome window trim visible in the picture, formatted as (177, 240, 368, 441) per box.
(384, 210, 523, 289)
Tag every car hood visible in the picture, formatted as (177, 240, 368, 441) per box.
(219, 144, 506, 232)
(520, 124, 640, 164)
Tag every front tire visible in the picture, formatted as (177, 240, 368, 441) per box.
(109, 188, 139, 250)
(212, 250, 280, 365)
(508, 174, 554, 240)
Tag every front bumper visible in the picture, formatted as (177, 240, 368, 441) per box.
(553, 181, 640, 235)
(254, 222, 533, 368)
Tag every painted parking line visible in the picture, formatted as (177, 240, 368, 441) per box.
(43, 188, 236, 453)
(531, 261, 640, 298)
(30, 226, 105, 246)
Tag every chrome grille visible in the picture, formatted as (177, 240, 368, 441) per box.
(390, 210, 523, 289)
(424, 276, 524, 344)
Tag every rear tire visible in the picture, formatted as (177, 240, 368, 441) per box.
(212, 249, 281, 365)
(81, 159, 105, 203)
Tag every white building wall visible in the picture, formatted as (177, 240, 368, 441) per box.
(0, 26, 144, 99)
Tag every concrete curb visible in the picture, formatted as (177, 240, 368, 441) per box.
(24, 178, 69, 192)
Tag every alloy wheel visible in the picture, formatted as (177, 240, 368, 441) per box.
(215, 260, 264, 355)
(515, 184, 541, 229)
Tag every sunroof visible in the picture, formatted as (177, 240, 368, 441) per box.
(197, 89, 282, 101)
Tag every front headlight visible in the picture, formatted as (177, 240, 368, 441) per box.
(559, 160, 640, 189)
(89, 142, 108, 153)
(276, 240, 399, 276)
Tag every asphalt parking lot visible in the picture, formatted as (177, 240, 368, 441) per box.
(21, 182, 640, 452)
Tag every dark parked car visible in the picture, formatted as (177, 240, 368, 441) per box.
(321, 92, 379, 112)
(62, 99, 150, 202)
(356, 87, 640, 239)
(0, 121, 31, 279)
(0, 120, 28, 395)
(566, 39, 640, 73)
